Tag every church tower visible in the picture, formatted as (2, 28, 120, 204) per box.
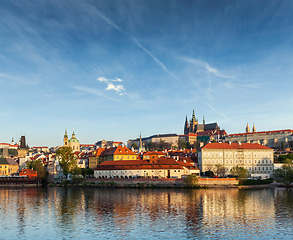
(246, 123, 250, 133)
(252, 123, 256, 133)
(63, 129, 68, 146)
(184, 115, 189, 134)
(190, 109, 198, 133)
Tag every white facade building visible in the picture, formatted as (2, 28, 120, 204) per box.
(94, 158, 200, 179)
(198, 142, 274, 179)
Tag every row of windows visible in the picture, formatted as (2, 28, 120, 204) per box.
(116, 156, 135, 159)
(205, 159, 272, 164)
(204, 152, 272, 158)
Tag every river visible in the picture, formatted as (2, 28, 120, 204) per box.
(0, 187, 292, 239)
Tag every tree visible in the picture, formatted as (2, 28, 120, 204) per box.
(81, 168, 94, 178)
(215, 164, 225, 177)
(131, 143, 138, 149)
(184, 174, 198, 186)
(230, 165, 249, 179)
(177, 140, 187, 150)
(273, 159, 293, 186)
(277, 153, 293, 163)
(56, 146, 77, 178)
(26, 159, 48, 180)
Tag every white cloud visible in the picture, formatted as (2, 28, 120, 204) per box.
(97, 77, 108, 82)
(106, 83, 125, 95)
(96, 77, 125, 95)
(112, 78, 123, 82)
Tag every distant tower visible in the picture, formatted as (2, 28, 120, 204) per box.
(138, 132, 145, 153)
(18, 135, 28, 170)
(184, 115, 189, 134)
(203, 115, 205, 125)
(11, 137, 14, 145)
(246, 123, 250, 133)
(63, 129, 68, 146)
(252, 123, 256, 133)
(190, 109, 198, 133)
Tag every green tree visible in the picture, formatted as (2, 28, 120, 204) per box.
(131, 143, 138, 149)
(177, 140, 187, 150)
(273, 159, 293, 185)
(184, 174, 198, 186)
(81, 168, 94, 178)
(278, 153, 293, 163)
(230, 165, 249, 179)
(215, 164, 225, 177)
(56, 146, 77, 178)
(26, 159, 48, 180)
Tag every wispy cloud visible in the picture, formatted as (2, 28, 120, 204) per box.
(92, 9, 181, 82)
(72, 85, 118, 102)
(207, 103, 227, 119)
(97, 77, 126, 95)
(182, 57, 236, 80)
(0, 72, 38, 85)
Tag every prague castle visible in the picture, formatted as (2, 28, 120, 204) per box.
(184, 109, 220, 134)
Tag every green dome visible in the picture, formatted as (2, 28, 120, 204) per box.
(69, 138, 79, 143)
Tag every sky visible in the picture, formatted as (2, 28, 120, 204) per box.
(0, 0, 293, 147)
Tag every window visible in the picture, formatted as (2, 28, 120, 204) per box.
(262, 160, 264, 163)
(262, 167, 264, 170)
(266, 167, 268, 170)
(178, 170, 180, 172)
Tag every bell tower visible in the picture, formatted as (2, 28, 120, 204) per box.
(63, 129, 68, 146)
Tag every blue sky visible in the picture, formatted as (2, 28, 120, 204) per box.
(0, 0, 292, 147)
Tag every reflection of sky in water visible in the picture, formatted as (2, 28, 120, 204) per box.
(0, 188, 293, 239)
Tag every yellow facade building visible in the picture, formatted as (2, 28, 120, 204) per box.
(0, 158, 19, 176)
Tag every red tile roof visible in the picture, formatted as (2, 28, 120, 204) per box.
(95, 157, 199, 171)
(202, 142, 273, 150)
(99, 145, 136, 157)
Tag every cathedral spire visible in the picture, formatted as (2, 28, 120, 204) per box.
(184, 115, 189, 134)
(252, 123, 256, 133)
(192, 109, 196, 121)
(246, 123, 250, 133)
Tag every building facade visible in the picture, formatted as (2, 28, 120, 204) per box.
(94, 157, 200, 179)
(225, 129, 293, 149)
(198, 142, 274, 179)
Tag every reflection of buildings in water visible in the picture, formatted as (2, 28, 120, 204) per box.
(92, 189, 202, 231)
(274, 188, 293, 226)
(198, 189, 276, 233)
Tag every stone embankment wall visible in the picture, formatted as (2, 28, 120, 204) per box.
(86, 178, 238, 186)
(198, 178, 238, 185)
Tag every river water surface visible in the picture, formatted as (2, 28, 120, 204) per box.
(0, 187, 293, 239)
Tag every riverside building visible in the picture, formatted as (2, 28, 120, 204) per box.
(198, 142, 274, 179)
